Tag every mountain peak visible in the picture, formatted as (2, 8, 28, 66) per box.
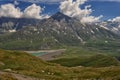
(50, 12, 72, 22)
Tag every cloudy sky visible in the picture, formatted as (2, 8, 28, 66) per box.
(0, 0, 120, 22)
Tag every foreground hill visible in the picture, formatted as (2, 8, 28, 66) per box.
(0, 49, 120, 79)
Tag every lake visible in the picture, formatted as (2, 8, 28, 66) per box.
(25, 51, 48, 56)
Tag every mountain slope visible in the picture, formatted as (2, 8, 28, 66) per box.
(99, 21, 120, 35)
(0, 17, 41, 34)
(0, 12, 119, 50)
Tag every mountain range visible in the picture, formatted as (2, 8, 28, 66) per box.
(0, 12, 119, 50)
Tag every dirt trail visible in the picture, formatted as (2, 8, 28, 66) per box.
(0, 71, 42, 80)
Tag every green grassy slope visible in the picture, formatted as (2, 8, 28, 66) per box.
(0, 49, 120, 80)
(85, 39, 120, 57)
(50, 54, 120, 67)
(49, 47, 120, 67)
(57, 47, 98, 58)
(0, 49, 70, 79)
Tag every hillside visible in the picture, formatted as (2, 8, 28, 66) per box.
(0, 49, 70, 79)
(49, 47, 120, 67)
(0, 49, 120, 79)
(50, 54, 120, 67)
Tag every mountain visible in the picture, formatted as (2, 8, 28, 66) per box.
(0, 17, 42, 34)
(99, 21, 120, 35)
(50, 12, 72, 22)
(0, 12, 119, 50)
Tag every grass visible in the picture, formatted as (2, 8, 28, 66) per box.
(49, 47, 120, 67)
(85, 39, 120, 57)
(57, 47, 98, 58)
(50, 54, 120, 67)
(0, 49, 120, 79)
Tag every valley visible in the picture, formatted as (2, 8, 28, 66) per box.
(0, 13, 120, 79)
(0, 0, 120, 79)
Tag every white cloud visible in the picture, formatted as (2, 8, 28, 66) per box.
(109, 17, 120, 22)
(90, 0, 120, 2)
(0, 0, 120, 3)
(0, 4, 22, 18)
(0, 3, 49, 19)
(22, 4, 49, 19)
(59, 0, 102, 23)
(81, 15, 103, 23)
(22, 4, 42, 19)
(15, 0, 65, 3)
